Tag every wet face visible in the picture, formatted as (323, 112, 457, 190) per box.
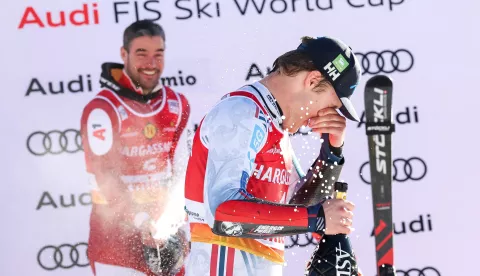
(304, 84, 341, 125)
(121, 36, 165, 94)
(283, 72, 341, 133)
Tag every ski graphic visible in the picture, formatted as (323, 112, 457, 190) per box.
(364, 75, 396, 276)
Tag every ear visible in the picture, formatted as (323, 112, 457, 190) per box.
(305, 71, 323, 89)
(120, 46, 128, 64)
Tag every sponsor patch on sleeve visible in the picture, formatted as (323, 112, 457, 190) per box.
(117, 105, 128, 121)
(168, 99, 179, 114)
(250, 124, 265, 152)
(87, 108, 113, 156)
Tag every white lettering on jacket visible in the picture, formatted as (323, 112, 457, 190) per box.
(121, 142, 173, 157)
(252, 164, 289, 185)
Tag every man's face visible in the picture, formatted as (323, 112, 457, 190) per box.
(307, 83, 342, 123)
(284, 73, 341, 133)
(121, 35, 165, 94)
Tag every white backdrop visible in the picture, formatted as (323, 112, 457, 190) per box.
(2, 0, 480, 275)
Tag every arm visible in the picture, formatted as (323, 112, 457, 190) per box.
(137, 93, 193, 234)
(80, 98, 126, 205)
(143, 94, 192, 275)
(151, 92, 193, 238)
(170, 93, 193, 185)
(288, 134, 345, 206)
(200, 96, 325, 238)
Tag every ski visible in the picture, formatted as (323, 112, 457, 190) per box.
(363, 75, 396, 276)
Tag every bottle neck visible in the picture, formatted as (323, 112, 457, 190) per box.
(335, 191, 347, 200)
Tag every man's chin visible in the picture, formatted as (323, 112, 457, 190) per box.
(140, 81, 161, 91)
(282, 126, 300, 135)
(285, 121, 313, 135)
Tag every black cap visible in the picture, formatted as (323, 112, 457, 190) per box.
(297, 36, 361, 122)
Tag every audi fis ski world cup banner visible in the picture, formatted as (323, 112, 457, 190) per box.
(2, 0, 479, 275)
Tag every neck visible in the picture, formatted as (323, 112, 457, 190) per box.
(259, 73, 297, 131)
(260, 73, 286, 113)
(141, 88, 153, 95)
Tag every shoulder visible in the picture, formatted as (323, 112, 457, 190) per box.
(204, 95, 266, 128)
(80, 90, 121, 132)
(165, 86, 189, 106)
(210, 95, 262, 118)
(81, 88, 126, 122)
(201, 95, 268, 145)
(82, 89, 118, 114)
(164, 87, 191, 123)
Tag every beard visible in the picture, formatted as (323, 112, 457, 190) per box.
(125, 61, 161, 94)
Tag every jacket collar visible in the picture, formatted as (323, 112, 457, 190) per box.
(244, 81, 284, 126)
(99, 62, 163, 103)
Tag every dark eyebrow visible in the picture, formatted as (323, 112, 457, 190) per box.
(134, 48, 164, 53)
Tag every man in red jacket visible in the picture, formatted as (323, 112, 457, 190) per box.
(80, 20, 192, 276)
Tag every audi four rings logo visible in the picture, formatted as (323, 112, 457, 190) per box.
(354, 49, 414, 75)
(359, 157, 427, 184)
(285, 233, 318, 249)
(37, 242, 89, 270)
(395, 266, 441, 276)
(27, 129, 82, 156)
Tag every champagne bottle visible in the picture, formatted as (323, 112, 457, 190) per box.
(304, 182, 362, 276)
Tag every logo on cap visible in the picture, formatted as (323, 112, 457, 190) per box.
(323, 54, 349, 81)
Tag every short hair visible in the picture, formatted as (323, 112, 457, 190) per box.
(123, 20, 166, 51)
(270, 36, 331, 91)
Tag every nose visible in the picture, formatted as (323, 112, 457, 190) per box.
(143, 57, 157, 68)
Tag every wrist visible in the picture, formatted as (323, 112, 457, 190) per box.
(320, 133, 344, 162)
(328, 132, 344, 148)
(329, 138, 344, 148)
(307, 204, 326, 234)
(329, 142, 344, 157)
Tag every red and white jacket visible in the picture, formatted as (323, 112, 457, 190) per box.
(80, 63, 192, 275)
(185, 81, 310, 265)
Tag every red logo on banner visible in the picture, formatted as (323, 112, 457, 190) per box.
(93, 128, 106, 141)
(18, 3, 100, 29)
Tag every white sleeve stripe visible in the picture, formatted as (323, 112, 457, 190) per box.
(94, 96, 122, 132)
(174, 91, 183, 129)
